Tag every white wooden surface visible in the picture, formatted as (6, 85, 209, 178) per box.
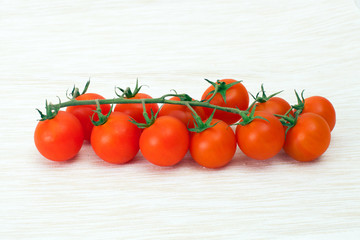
(1, 0, 360, 239)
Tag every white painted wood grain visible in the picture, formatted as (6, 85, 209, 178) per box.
(1, 0, 360, 239)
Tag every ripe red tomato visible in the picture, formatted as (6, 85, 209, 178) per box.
(251, 97, 292, 117)
(91, 112, 141, 164)
(34, 111, 84, 161)
(114, 93, 159, 124)
(236, 111, 285, 160)
(284, 112, 331, 162)
(139, 116, 189, 166)
(66, 93, 111, 141)
(190, 119, 236, 168)
(302, 96, 336, 131)
(201, 79, 249, 125)
(158, 96, 206, 128)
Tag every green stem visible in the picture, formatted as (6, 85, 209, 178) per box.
(53, 97, 244, 115)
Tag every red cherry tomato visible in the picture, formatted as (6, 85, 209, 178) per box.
(34, 111, 84, 161)
(201, 79, 249, 125)
(66, 93, 111, 141)
(251, 97, 292, 117)
(190, 119, 236, 168)
(91, 112, 141, 164)
(114, 93, 159, 124)
(158, 97, 206, 128)
(139, 116, 189, 166)
(236, 111, 285, 160)
(302, 96, 336, 131)
(284, 112, 331, 162)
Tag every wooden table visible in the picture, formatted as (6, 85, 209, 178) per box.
(1, 0, 359, 239)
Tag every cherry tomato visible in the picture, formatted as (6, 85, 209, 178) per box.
(236, 111, 285, 160)
(158, 97, 206, 128)
(251, 97, 292, 117)
(114, 93, 159, 124)
(201, 79, 249, 125)
(190, 119, 236, 168)
(34, 111, 84, 161)
(302, 96, 336, 131)
(66, 93, 111, 141)
(91, 112, 141, 164)
(284, 112, 331, 162)
(139, 116, 189, 166)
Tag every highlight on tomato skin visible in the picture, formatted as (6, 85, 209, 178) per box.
(283, 112, 331, 162)
(90, 112, 141, 165)
(34, 111, 84, 161)
(190, 119, 237, 168)
(66, 93, 111, 141)
(139, 116, 189, 167)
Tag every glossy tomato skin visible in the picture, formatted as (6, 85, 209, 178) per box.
(236, 111, 285, 160)
(302, 96, 336, 131)
(201, 79, 249, 125)
(190, 119, 236, 168)
(34, 111, 84, 161)
(252, 97, 292, 117)
(139, 116, 189, 167)
(91, 112, 141, 164)
(114, 93, 159, 124)
(158, 96, 206, 128)
(284, 112, 331, 162)
(66, 93, 111, 141)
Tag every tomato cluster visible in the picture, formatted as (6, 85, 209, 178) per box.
(34, 79, 336, 168)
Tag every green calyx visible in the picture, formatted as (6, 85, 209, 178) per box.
(36, 98, 61, 121)
(91, 100, 113, 126)
(203, 79, 242, 104)
(235, 105, 269, 126)
(188, 104, 219, 133)
(291, 90, 305, 114)
(68, 79, 90, 99)
(250, 84, 283, 103)
(129, 100, 159, 129)
(275, 109, 299, 135)
(115, 78, 144, 99)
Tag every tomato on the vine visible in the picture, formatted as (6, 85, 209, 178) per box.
(34, 111, 84, 161)
(114, 93, 159, 124)
(114, 81, 159, 124)
(302, 96, 336, 131)
(158, 96, 206, 128)
(91, 112, 141, 164)
(236, 111, 285, 160)
(283, 112, 331, 162)
(190, 119, 236, 168)
(139, 116, 189, 167)
(66, 93, 111, 141)
(201, 79, 249, 125)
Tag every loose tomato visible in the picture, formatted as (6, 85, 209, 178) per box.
(251, 97, 292, 117)
(302, 96, 336, 131)
(34, 111, 84, 161)
(201, 79, 249, 125)
(158, 96, 206, 128)
(139, 116, 189, 166)
(236, 111, 285, 160)
(114, 93, 159, 124)
(283, 112, 331, 162)
(91, 112, 141, 164)
(66, 93, 111, 141)
(190, 119, 236, 168)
